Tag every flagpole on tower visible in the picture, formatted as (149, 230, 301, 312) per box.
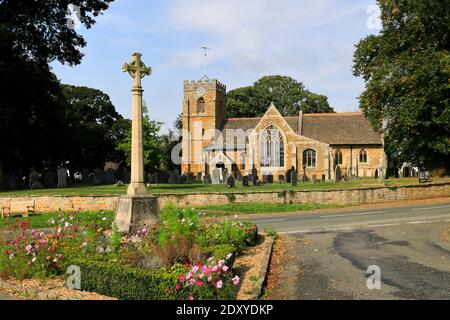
(201, 46, 210, 80)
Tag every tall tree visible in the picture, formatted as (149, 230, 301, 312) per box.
(61, 85, 128, 169)
(0, 0, 113, 182)
(226, 75, 334, 118)
(353, 0, 450, 170)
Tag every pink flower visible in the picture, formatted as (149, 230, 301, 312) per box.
(216, 280, 223, 289)
(222, 266, 229, 272)
(188, 296, 194, 300)
(189, 278, 196, 285)
(38, 238, 47, 244)
(196, 281, 203, 287)
(175, 283, 181, 291)
(232, 276, 240, 285)
(25, 244, 32, 251)
(178, 274, 186, 282)
(218, 259, 225, 266)
(192, 265, 199, 273)
(203, 266, 212, 275)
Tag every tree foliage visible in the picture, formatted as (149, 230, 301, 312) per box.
(116, 102, 163, 173)
(0, 0, 113, 178)
(353, 0, 450, 170)
(226, 75, 334, 118)
(0, 0, 113, 66)
(61, 85, 129, 169)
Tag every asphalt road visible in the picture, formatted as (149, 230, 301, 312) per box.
(262, 202, 450, 300)
(251, 202, 450, 234)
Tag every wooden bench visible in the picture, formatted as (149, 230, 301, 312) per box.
(1, 200, 35, 219)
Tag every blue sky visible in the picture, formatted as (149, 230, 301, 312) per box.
(52, 0, 380, 133)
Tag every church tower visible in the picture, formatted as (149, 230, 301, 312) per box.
(181, 79, 227, 175)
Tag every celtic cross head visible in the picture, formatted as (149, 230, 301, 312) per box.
(122, 52, 151, 82)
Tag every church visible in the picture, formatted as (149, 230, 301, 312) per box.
(181, 79, 387, 182)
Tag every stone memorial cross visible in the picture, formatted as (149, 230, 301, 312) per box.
(122, 52, 151, 195)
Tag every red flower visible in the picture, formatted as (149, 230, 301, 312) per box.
(175, 283, 181, 291)
(196, 281, 203, 287)
(183, 262, 189, 270)
(20, 222, 27, 229)
(178, 274, 186, 282)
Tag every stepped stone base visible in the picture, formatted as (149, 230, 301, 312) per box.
(114, 195, 160, 234)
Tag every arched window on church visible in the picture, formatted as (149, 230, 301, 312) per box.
(259, 125, 285, 168)
(197, 97, 205, 113)
(359, 148, 368, 163)
(303, 149, 316, 168)
(335, 150, 343, 166)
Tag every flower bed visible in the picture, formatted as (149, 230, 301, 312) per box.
(0, 205, 258, 300)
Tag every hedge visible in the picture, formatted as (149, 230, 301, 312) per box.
(71, 258, 179, 300)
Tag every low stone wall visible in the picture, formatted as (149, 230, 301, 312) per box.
(0, 183, 449, 213)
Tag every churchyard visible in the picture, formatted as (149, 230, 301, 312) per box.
(2, 177, 449, 197)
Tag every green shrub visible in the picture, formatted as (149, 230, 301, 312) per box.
(71, 258, 179, 300)
(265, 227, 278, 238)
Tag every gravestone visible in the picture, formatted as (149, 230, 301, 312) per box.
(203, 174, 212, 184)
(82, 168, 90, 184)
(291, 171, 298, 186)
(93, 168, 104, 185)
(262, 175, 268, 184)
(211, 168, 221, 185)
(242, 175, 249, 187)
(6, 171, 16, 189)
(122, 168, 131, 183)
(286, 168, 292, 183)
(29, 169, 39, 189)
(104, 169, 115, 184)
(196, 172, 203, 183)
(222, 168, 230, 185)
(252, 174, 258, 186)
(227, 175, 235, 188)
(312, 176, 318, 183)
(179, 174, 187, 184)
(57, 167, 67, 188)
(335, 166, 342, 182)
(278, 175, 285, 183)
(302, 174, 309, 182)
(169, 170, 180, 184)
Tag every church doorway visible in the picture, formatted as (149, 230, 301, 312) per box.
(216, 162, 225, 170)
(374, 169, 379, 179)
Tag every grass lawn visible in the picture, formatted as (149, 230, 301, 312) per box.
(195, 203, 342, 216)
(0, 177, 448, 197)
